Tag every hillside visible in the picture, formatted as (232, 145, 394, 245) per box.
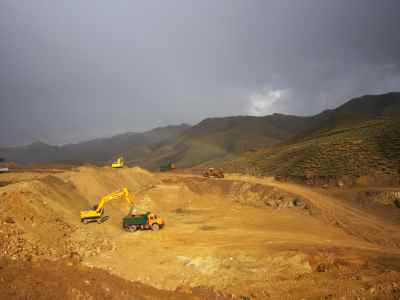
(225, 119, 399, 184)
(134, 114, 321, 169)
(294, 92, 400, 139)
(206, 93, 400, 185)
(0, 112, 319, 168)
(138, 92, 400, 170)
(0, 124, 190, 164)
(2, 93, 400, 173)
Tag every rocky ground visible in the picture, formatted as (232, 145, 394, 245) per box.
(1, 166, 400, 299)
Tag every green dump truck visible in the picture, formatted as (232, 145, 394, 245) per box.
(122, 212, 165, 232)
(159, 163, 176, 172)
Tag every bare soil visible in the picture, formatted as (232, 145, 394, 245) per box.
(1, 167, 400, 299)
(0, 256, 228, 300)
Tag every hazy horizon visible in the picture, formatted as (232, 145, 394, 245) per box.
(3, 91, 398, 148)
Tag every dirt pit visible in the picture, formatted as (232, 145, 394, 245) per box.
(1, 167, 400, 299)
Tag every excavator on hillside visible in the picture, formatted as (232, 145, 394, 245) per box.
(112, 156, 124, 168)
(203, 167, 224, 178)
(80, 187, 134, 224)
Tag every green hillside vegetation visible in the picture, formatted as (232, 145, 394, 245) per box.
(286, 93, 400, 143)
(128, 139, 228, 170)
(2, 92, 400, 180)
(233, 118, 400, 184)
(156, 93, 400, 171)
(135, 114, 321, 169)
(0, 124, 190, 164)
(184, 114, 317, 153)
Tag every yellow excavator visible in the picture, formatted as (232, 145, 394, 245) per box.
(80, 187, 134, 224)
(112, 156, 124, 168)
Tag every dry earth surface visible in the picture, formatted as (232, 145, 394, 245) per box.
(1, 166, 400, 299)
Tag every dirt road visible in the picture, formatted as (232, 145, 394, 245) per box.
(1, 167, 400, 299)
(227, 174, 400, 250)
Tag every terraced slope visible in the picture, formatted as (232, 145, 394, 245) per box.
(225, 119, 400, 185)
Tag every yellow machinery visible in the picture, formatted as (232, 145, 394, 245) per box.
(80, 187, 134, 224)
(112, 156, 124, 168)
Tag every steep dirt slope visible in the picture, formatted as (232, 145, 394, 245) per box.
(0, 257, 227, 300)
(1, 167, 400, 299)
(227, 174, 400, 248)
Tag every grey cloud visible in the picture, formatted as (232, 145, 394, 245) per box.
(0, 0, 399, 146)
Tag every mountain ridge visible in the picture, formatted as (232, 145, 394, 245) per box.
(1, 92, 399, 170)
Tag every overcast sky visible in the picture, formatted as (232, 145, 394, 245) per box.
(1, 0, 399, 146)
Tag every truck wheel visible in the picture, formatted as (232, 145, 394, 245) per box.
(151, 223, 160, 231)
(128, 225, 137, 232)
(82, 219, 89, 225)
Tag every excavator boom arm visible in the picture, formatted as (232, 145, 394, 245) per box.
(95, 187, 134, 214)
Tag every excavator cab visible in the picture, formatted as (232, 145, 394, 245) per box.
(80, 205, 107, 224)
(80, 187, 134, 224)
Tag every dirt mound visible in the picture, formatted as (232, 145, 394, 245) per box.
(2, 167, 400, 299)
(0, 257, 231, 300)
(174, 177, 309, 210)
(0, 166, 159, 261)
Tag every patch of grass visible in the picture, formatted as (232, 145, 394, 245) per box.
(219, 119, 400, 182)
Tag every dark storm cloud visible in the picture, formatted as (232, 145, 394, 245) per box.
(1, 0, 399, 146)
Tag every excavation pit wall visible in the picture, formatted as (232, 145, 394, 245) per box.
(0, 168, 315, 289)
(3, 167, 399, 298)
(0, 167, 160, 260)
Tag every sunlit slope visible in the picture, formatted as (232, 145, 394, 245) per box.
(232, 119, 400, 183)
(1, 92, 399, 171)
(125, 114, 319, 169)
(142, 92, 400, 171)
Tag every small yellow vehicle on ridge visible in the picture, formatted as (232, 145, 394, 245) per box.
(112, 157, 124, 168)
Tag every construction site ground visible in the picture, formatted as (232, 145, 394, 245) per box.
(1, 166, 400, 299)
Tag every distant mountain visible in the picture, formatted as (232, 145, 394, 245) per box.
(137, 92, 400, 170)
(229, 118, 400, 185)
(2, 92, 400, 174)
(208, 92, 400, 184)
(135, 114, 318, 169)
(0, 124, 190, 164)
(292, 92, 400, 139)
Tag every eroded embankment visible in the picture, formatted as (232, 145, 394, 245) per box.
(0, 167, 159, 260)
(1, 168, 309, 267)
(0, 256, 233, 300)
(160, 175, 311, 211)
(2, 167, 400, 299)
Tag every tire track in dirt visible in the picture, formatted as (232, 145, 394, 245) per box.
(226, 174, 400, 250)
